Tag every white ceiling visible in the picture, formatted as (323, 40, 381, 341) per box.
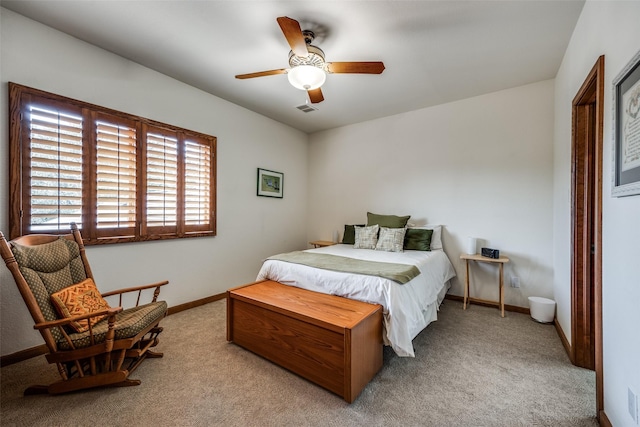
(1, 0, 585, 134)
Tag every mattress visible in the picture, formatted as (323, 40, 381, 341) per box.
(257, 244, 456, 357)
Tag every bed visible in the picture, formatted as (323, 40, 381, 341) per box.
(256, 242, 456, 357)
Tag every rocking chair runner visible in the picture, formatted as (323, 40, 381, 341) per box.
(0, 223, 169, 395)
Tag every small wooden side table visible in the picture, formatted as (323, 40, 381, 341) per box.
(460, 253, 510, 317)
(309, 240, 336, 248)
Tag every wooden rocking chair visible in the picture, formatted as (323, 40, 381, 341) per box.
(0, 223, 168, 395)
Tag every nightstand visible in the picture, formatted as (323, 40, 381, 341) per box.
(460, 253, 510, 317)
(309, 240, 336, 248)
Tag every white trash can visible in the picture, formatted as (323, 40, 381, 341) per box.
(528, 296, 556, 323)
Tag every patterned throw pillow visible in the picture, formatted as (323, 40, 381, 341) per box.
(354, 224, 379, 249)
(376, 227, 407, 252)
(50, 278, 110, 333)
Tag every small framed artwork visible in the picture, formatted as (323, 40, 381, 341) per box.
(612, 49, 640, 197)
(257, 168, 283, 198)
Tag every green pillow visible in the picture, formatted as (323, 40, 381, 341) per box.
(367, 212, 410, 228)
(404, 228, 433, 251)
(342, 224, 365, 244)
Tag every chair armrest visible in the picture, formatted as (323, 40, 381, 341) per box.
(100, 280, 169, 298)
(101, 280, 169, 306)
(33, 307, 123, 331)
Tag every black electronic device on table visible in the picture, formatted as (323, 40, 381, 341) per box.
(481, 247, 500, 259)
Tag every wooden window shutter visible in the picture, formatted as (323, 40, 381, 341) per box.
(10, 83, 216, 243)
(94, 114, 138, 238)
(145, 127, 178, 235)
(23, 100, 84, 234)
(184, 137, 214, 233)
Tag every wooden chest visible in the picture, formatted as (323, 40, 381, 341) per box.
(227, 280, 383, 403)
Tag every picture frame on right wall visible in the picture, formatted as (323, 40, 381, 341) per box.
(612, 48, 640, 197)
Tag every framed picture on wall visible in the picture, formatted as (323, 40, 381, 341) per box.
(257, 168, 283, 198)
(612, 48, 640, 197)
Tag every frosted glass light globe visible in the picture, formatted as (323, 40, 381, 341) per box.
(287, 65, 326, 90)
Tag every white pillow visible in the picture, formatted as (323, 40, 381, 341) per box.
(375, 227, 406, 252)
(354, 224, 379, 249)
(408, 225, 443, 250)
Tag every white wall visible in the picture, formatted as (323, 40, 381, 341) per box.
(5, 8, 637, 424)
(0, 9, 308, 356)
(553, 1, 640, 426)
(308, 80, 555, 308)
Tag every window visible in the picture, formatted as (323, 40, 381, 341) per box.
(9, 83, 216, 244)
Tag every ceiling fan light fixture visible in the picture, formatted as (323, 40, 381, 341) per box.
(287, 65, 326, 90)
(236, 17, 385, 103)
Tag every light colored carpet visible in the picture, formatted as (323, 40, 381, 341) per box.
(1, 299, 597, 427)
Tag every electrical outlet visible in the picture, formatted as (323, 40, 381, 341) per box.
(510, 276, 520, 288)
(629, 387, 638, 424)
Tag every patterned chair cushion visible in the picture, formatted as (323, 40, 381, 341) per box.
(57, 301, 168, 350)
(11, 237, 88, 342)
(50, 278, 111, 333)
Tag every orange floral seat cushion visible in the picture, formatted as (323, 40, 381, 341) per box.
(50, 278, 110, 332)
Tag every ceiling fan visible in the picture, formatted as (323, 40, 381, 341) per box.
(235, 16, 385, 104)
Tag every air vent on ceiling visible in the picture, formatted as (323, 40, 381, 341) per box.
(296, 103, 318, 113)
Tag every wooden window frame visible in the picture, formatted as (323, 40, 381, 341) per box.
(8, 83, 217, 245)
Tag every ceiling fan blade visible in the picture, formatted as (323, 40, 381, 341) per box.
(277, 16, 308, 57)
(308, 88, 324, 104)
(235, 69, 288, 79)
(326, 62, 386, 74)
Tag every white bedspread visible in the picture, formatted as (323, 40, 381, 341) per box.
(256, 244, 456, 357)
